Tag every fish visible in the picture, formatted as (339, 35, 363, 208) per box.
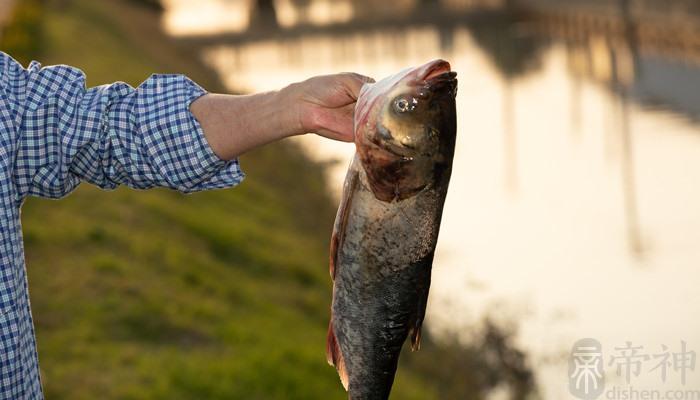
(326, 59, 458, 400)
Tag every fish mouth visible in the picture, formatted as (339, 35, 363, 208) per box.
(415, 59, 457, 93)
(419, 59, 452, 81)
(421, 60, 457, 84)
(382, 143, 415, 159)
(426, 70, 457, 84)
(374, 137, 438, 161)
(371, 124, 418, 159)
(370, 137, 415, 160)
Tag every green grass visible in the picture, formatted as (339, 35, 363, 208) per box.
(16, 0, 440, 398)
(0, 0, 42, 65)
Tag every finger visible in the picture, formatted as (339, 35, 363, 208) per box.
(339, 72, 376, 100)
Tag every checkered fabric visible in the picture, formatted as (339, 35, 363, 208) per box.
(0, 51, 244, 399)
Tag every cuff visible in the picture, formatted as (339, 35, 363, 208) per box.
(183, 80, 245, 193)
(138, 74, 245, 193)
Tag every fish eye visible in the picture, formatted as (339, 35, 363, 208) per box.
(393, 96, 416, 113)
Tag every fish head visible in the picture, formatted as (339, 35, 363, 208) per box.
(354, 59, 457, 202)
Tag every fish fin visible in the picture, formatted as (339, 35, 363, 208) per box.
(326, 322, 349, 390)
(410, 252, 435, 352)
(329, 234, 340, 280)
(328, 163, 358, 390)
(410, 326, 423, 351)
(330, 161, 359, 280)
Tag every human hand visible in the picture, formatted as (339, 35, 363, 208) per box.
(283, 73, 375, 142)
(191, 72, 374, 161)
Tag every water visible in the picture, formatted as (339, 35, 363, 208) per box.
(163, 2, 700, 397)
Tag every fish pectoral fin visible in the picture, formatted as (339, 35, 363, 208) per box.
(329, 232, 340, 280)
(410, 254, 433, 352)
(330, 164, 359, 280)
(326, 322, 349, 390)
(410, 325, 423, 351)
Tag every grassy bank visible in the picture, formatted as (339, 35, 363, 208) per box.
(10, 0, 437, 398)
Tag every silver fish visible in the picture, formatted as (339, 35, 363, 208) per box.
(327, 59, 458, 400)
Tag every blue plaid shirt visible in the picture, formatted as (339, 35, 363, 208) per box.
(0, 52, 244, 399)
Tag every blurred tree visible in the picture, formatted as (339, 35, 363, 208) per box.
(290, 0, 311, 23)
(401, 322, 537, 400)
(252, 0, 278, 28)
(467, 15, 545, 79)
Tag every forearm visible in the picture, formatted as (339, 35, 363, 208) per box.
(190, 72, 371, 160)
(190, 90, 300, 161)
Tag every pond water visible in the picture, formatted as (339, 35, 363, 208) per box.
(163, 1, 700, 397)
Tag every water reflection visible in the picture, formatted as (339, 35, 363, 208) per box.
(165, 2, 700, 397)
(162, 0, 250, 35)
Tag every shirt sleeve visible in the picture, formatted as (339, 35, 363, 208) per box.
(0, 52, 244, 201)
